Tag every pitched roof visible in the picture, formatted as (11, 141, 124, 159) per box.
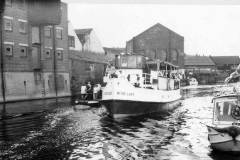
(134, 23, 183, 40)
(184, 55, 215, 66)
(210, 56, 240, 65)
(75, 28, 93, 35)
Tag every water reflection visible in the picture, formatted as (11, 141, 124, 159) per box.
(0, 87, 239, 159)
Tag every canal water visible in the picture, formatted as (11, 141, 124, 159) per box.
(1, 86, 240, 160)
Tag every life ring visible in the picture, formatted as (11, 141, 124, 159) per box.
(231, 105, 240, 120)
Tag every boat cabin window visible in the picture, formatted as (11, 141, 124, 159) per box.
(214, 100, 239, 122)
(117, 55, 145, 69)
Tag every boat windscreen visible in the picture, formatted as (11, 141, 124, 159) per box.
(214, 100, 240, 122)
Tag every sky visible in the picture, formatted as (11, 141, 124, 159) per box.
(63, 0, 240, 56)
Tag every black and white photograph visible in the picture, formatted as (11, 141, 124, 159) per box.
(1, 0, 240, 159)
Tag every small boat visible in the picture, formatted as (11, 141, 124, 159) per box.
(74, 99, 100, 107)
(189, 77, 198, 86)
(100, 54, 182, 118)
(74, 104, 91, 110)
(207, 93, 240, 152)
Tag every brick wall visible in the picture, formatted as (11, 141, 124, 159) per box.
(70, 58, 106, 95)
(2, 2, 69, 73)
(126, 24, 184, 67)
(3, 1, 31, 72)
(0, 1, 71, 102)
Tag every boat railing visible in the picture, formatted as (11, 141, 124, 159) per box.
(142, 73, 151, 85)
(124, 72, 180, 90)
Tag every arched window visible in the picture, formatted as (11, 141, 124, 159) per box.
(171, 49, 178, 61)
(160, 50, 167, 61)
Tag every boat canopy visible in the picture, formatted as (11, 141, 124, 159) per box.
(213, 96, 240, 124)
(146, 60, 179, 68)
(146, 59, 179, 71)
(115, 54, 179, 71)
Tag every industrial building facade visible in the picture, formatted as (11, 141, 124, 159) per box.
(126, 23, 185, 67)
(0, 1, 70, 102)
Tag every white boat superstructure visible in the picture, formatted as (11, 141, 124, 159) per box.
(101, 54, 182, 118)
(189, 77, 198, 86)
(208, 94, 240, 152)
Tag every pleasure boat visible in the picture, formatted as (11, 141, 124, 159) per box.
(100, 54, 182, 118)
(189, 77, 198, 86)
(207, 93, 240, 152)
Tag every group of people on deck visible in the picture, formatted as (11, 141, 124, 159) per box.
(80, 82, 101, 100)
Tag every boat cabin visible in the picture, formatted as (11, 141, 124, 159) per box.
(104, 54, 181, 91)
(212, 94, 240, 126)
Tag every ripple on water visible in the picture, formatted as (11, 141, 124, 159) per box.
(1, 86, 240, 160)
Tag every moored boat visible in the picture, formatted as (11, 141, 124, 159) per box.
(207, 93, 240, 152)
(100, 54, 182, 118)
(189, 77, 198, 86)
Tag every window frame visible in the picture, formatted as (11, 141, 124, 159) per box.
(56, 50, 63, 60)
(5, 0, 12, 7)
(68, 36, 75, 48)
(18, 19, 27, 34)
(44, 26, 52, 38)
(4, 17, 13, 31)
(19, 45, 28, 57)
(4, 43, 14, 56)
(44, 48, 52, 59)
(17, 0, 26, 10)
(56, 28, 63, 40)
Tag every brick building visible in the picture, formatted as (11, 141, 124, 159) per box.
(68, 22, 109, 96)
(0, 1, 70, 102)
(184, 55, 217, 84)
(126, 23, 185, 67)
(103, 47, 125, 64)
(210, 56, 240, 71)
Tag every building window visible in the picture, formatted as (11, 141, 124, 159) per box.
(32, 27, 40, 44)
(171, 50, 178, 61)
(6, 0, 12, 7)
(68, 36, 75, 48)
(4, 18, 13, 31)
(160, 50, 167, 61)
(4, 44, 13, 56)
(44, 26, 52, 38)
(18, 20, 27, 33)
(89, 64, 95, 71)
(17, 0, 26, 9)
(56, 50, 63, 60)
(45, 49, 52, 58)
(34, 72, 42, 84)
(56, 28, 63, 39)
(20, 46, 28, 57)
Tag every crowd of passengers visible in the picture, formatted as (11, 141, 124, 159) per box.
(103, 69, 182, 90)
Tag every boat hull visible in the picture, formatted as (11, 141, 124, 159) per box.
(101, 99, 181, 118)
(101, 78, 182, 118)
(207, 126, 240, 152)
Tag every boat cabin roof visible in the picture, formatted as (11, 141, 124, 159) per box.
(212, 95, 240, 125)
(116, 54, 179, 70)
(212, 94, 240, 101)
